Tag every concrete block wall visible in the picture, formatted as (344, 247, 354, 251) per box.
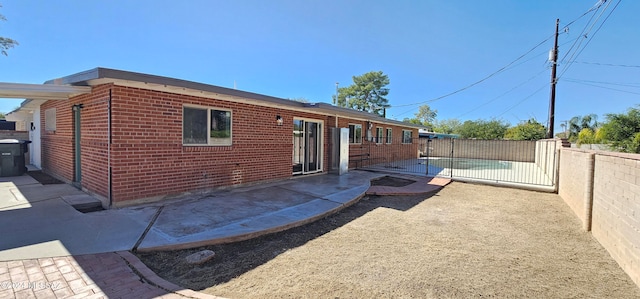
(558, 148, 640, 288)
(591, 152, 640, 287)
(558, 148, 595, 230)
(534, 139, 560, 179)
(429, 139, 536, 162)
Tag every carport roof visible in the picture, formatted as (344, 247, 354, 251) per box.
(0, 82, 91, 100)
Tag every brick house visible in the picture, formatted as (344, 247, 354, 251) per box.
(3, 68, 423, 208)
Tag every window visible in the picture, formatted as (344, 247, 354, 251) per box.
(348, 124, 362, 144)
(386, 128, 392, 144)
(183, 106, 232, 146)
(402, 130, 413, 144)
(45, 108, 56, 131)
(375, 127, 383, 144)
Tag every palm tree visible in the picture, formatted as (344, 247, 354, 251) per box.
(568, 114, 598, 142)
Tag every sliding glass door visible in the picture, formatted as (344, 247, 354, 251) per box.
(293, 119, 322, 174)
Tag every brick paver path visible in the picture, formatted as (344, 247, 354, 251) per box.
(0, 252, 218, 299)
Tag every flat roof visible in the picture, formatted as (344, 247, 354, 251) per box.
(45, 67, 426, 129)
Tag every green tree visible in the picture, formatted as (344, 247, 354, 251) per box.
(402, 104, 437, 128)
(568, 114, 598, 142)
(432, 118, 462, 134)
(0, 112, 5, 119)
(457, 119, 509, 140)
(504, 119, 547, 140)
(576, 128, 601, 148)
(335, 71, 390, 117)
(599, 106, 640, 153)
(0, 4, 18, 56)
(415, 104, 437, 126)
(402, 117, 423, 125)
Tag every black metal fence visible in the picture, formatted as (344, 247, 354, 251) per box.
(354, 138, 559, 187)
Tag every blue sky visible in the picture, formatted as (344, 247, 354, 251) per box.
(0, 0, 638, 133)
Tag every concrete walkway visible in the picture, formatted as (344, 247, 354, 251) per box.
(0, 170, 449, 298)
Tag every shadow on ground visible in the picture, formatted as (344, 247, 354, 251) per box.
(135, 191, 438, 291)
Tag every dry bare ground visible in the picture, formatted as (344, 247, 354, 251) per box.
(137, 182, 640, 298)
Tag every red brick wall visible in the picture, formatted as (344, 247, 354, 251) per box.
(41, 99, 74, 182)
(337, 118, 419, 168)
(76, 85, 110, 198)
(108, 86, 338, 204)
(41, 85, 111, 198)
(41, 83, 420, 204)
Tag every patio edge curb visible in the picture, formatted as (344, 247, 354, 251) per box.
(117, 251, 225, 299)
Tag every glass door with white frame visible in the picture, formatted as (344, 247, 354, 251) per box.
(292, 119, 322, 174)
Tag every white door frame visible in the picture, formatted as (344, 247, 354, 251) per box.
(292, 117, 324, 175)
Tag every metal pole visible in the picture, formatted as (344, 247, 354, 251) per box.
(426, 139, 431, 176)
(547, 18, 560, 139)
(450, 138, 455, 178)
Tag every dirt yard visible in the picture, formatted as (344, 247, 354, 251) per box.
(137, 182, 640, 298)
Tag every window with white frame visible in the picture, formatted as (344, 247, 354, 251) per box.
(375, 127, 383, 144)
(45, 108, 56, 131)
(348, 124, 362, 144)
(402, 130, 413, 144)
(386, 128, 392, 144)
(183, 106, 232, 146)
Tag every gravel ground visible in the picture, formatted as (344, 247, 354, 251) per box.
(137, 182, 640, 298)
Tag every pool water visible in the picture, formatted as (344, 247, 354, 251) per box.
(426, 158, 512, 170)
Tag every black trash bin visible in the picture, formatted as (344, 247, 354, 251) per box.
(0, 139, 31, 177)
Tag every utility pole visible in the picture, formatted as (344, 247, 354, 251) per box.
(334, 82, 339, 105)
(546, 18, 559, 139)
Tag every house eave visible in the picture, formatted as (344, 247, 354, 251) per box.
(46, 67, 425, 130)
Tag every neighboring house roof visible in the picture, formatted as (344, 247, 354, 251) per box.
(10, 67, 427, 129)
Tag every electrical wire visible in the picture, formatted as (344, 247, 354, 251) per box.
(559, 0, 607, 65)
(558, 0, 622, 79)
(452, 37, 581, 120)
(391, 34, 555, 114)
(456, 68, 549, 119)
(562, 78, 640, 88)
(573, 61, 640, 68)
(494, 85, 548, 118)
(563, 80, 640, 96)
(390, 1, 619, 120)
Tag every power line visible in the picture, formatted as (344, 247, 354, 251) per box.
(390, 0, 619, 120)
(391, 34, 555, 116)
(494, 85, 548, 118)
(558, 0, 622, 79)
(562, 78, 640, 88)
(456, 68, 549, 119)
(563, 80, 640, 96)
(572, 61, 640, 68)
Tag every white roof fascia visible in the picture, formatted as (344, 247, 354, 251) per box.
(0, 82, 92, 100)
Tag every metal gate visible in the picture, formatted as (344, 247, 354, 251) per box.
(357, 138, 559, 188)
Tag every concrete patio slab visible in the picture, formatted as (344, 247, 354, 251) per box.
(61, 194, 103, 210)
(0, 189, 157, 261)
(138, 198, 344, 251)
(1, 170, 432, 261)
(0, 174, 39, 186)
(135, 171, 385, 251)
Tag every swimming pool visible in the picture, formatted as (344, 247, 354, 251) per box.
(426, 158, 512, 170)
